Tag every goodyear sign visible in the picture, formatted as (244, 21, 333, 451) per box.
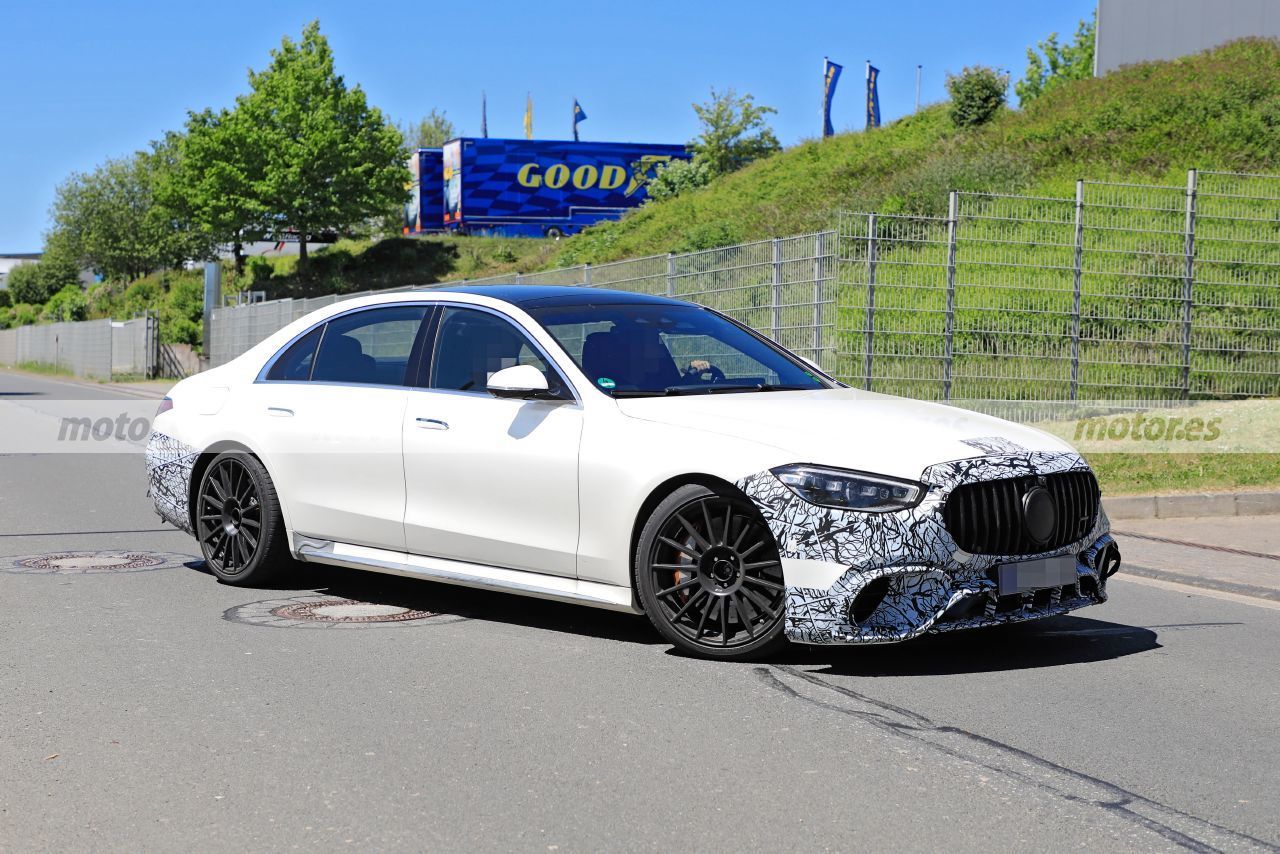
(442, 138, 689, 235)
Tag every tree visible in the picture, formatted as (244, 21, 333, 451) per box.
(946, 66, 1009, 128)
(689, 88, 780, 177)
(401, 109, 457, 149)
(237, 21, 409, 263)
(48, 145, 201, 282)
(1016, 13, 1096, 104)
(42, 284, 88, 322)
(169, 107, 269, 275)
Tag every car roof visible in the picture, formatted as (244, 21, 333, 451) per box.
(435, 284, 686, 309)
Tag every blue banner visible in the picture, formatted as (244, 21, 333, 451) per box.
(573, 99, 587, 142)
(866, 64, 881, 129)
(823, 59, 842, 138)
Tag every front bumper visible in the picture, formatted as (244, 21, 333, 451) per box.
(737, 438, 1114, 645)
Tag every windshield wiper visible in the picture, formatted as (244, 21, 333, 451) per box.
(703, 383, 812, 394)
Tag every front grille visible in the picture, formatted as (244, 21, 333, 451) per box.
(942, 470, 1099, 556)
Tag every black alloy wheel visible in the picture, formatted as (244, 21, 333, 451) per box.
(636, 484, 788, 660)
(195, 452, 288, 585)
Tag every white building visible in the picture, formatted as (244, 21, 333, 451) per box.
(1096, 0, 1280, 75)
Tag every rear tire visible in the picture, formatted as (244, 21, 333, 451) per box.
(635, 484, 788, 661)
(195, 452, 291, 586)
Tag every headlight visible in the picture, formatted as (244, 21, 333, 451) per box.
(770, 464, 925, 513)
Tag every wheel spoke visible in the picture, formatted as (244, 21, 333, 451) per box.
(657, 577, 699, 599)
(240, 526, 259, 553)
(743, 575, 784, 593)
(740, 584, 777, 615)
(651, 562, 693, 571)
(207, 476, 226, 502)
(202, 493, 224, 511)
(673, 513, 712, 553)
(658, 535, 700, 559)
(694, 596, 716, 639)
(742, 559, 782, 573)
(218, 465, 232, 502)
(720, 595, 729, 645)
(731, 594, 755, 639)
(738, 538, 767, 559)
(700, 501, 717, 546)
(722, 507, 734, 547)
(671, 589, 708, 623)
(239, 516, 261, 531)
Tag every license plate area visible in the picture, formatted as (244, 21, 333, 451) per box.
(997, 555, 1078, 596)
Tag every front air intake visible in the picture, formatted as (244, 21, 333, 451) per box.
(942, 470, 1099, 557)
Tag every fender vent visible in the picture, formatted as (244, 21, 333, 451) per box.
(942, 471, 1099, 556)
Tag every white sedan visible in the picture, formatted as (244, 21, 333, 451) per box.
(146, 286, 1120, 660)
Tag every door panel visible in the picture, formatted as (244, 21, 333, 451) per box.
(247, 383, 409, 550)
(403, 393, 581, 575)
(403, 305, 582, 576)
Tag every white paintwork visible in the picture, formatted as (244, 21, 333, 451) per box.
(153, 288, 1083, 612)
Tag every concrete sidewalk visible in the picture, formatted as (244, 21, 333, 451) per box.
(1111, 515, 1280, 601)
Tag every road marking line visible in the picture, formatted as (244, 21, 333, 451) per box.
(1112, 574, 1280, 612)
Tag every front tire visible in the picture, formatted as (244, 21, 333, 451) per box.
(195, 452, 290, 586)
(635, 484, 788, 660)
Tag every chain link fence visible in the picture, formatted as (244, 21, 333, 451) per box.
(836, 169, 1280, 400)
(0, 315, 157, 380)
(209, 232, 838, 371)
(132, 167, 1279, 401)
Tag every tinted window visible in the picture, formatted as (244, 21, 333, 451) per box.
(429, 307, 563, 395)
(528, 303, 827, 396)
(265, 325, 323, 381)
(311, 305, 427, 386)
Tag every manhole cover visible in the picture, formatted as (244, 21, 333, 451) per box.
(1, 550, 193, 575)
(224, 594, 464, 629)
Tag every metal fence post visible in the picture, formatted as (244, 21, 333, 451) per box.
(812, 232, 826, 365)
(943, 191, 958, 400)
(1181, 168, 1197, 400)
(770, 238, 783, 341)
(1071, 180, 1084, 401)
(514, 271, 524, 285)
(865, 212, 877, 390)
(665, 253, 676, 297)
(582, 263, 592, 287)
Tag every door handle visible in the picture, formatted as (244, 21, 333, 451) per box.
(266, 407, 294, 417)
(416, 417, 449, 431)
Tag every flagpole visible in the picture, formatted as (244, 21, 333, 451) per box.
(822, 56, 827, 138)
(866, 60, 870, 131)
(915, 65, 922, 113)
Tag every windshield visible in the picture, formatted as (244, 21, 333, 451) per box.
(526, 303, 831, 396)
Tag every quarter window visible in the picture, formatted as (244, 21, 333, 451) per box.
(265, 325, 323, 382)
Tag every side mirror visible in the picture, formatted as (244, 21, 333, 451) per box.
(487, 364, 552, 399)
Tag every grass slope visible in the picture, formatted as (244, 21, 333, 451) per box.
(557, 38, 1280, 265)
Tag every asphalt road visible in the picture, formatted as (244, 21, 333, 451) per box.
(3, 370, 1278, 853)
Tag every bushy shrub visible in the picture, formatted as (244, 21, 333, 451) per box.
(12, 303, 41, 326)
(646, 158, 714, 203)
(0, 306, 12, 329)
(946, 66, 1010, 128)
(42, 285, 89, 322)
(160, 277, 204, 346)
(6, 263, 57, 305)
(0, 288, 10, 308)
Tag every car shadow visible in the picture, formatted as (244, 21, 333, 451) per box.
(779, 615, 1162, 676)
(187, 559, 662, 647)
(190, 560, 1165, 668)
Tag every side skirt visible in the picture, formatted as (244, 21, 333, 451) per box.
(292, 537, 641, 614)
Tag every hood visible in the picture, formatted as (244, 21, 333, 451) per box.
(615, 388, 1076, 482)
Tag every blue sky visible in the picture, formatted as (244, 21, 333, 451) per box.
(0, 0, 1095, 251)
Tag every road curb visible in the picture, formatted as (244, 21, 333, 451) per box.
(1104, 491, 1280, 520)
(1119, 562, 1280, 602)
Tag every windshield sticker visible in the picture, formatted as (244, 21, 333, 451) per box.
(597, 377, 617, 390)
